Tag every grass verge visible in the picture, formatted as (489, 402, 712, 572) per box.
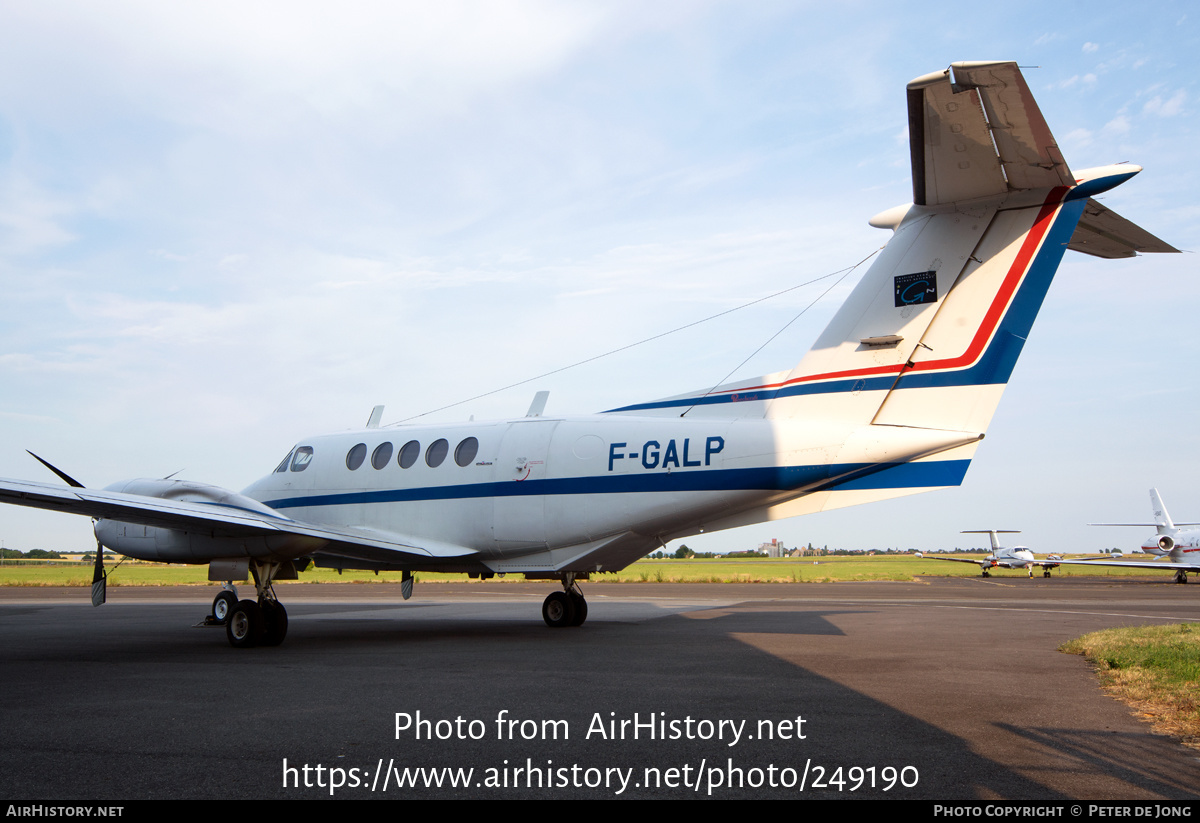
(0, 554, 1176, 586)
(1060, 624, 1200, 750)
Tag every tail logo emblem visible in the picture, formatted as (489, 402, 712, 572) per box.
(894, 271, 938, 306)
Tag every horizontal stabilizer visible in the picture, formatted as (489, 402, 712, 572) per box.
(908, 61, 1072, 206)
(1068, 198, 1179, 258)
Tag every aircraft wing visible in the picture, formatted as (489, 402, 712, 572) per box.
(917, 555, 990, 569)
(1053, 558, 1199, 572)
(0, 476, 477, 562)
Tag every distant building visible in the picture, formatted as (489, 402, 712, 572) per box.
(758, 538, 785, 558)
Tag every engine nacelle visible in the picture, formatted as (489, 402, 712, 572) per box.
(1158, 535, 1176, 552)
(93, 478, 326, 563)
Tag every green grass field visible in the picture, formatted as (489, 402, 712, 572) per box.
(1061, 624, 1200, 749)
(0, 554, 1177, 587)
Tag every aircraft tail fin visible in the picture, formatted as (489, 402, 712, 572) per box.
(962, 529, 1019, 551)
(1151, 488, 1176, 534)
(605, 62, 1173, 514)
(609, 63, 1171, 428)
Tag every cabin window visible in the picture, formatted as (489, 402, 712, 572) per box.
(398, 440, 420, 469)
(275, 450, 294, 473)
(371, 442, 394, 470)
(290, 446, 314, 472)
(346, 443, 367, 471)
(454, 437, 479, 467)
(426, 438, 449, 468)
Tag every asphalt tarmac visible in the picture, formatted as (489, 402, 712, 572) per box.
(1, 576, 1197, 800)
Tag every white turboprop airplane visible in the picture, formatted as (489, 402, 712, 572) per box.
(1058, 489, 1200, 583)
(915, 530, 1065, 578)
(0, 62, 1177, 647)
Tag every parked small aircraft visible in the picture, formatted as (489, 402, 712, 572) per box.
(915, 531, 1064, 578)
(1058, 489, 1200, 583)
(0, 62, 1177, 646)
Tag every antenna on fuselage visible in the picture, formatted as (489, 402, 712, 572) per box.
(366, 405, 385, 428)
(526, 391, 549, 418)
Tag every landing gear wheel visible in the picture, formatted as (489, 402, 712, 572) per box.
(226, 600, 263, 648)
(260, 601, 288, 646)
(1175, 571, 1188, 584)
(542, 591, 576, 628)
(212, 591, 237, 624)
(981, 570, 990, 578)
(1043, 570, 1052, 578)
(568, 591, 587, 626)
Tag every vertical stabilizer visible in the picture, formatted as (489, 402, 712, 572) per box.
(1151, 488, 1176, 534)
(607, 62, 1174, 529)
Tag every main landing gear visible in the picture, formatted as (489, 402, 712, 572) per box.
(219, 560, 289, 648)
(1175, 571, 1189, 584)
(542, 576, 588, 628)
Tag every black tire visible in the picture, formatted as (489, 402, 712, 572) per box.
(212, 591, 237, 624)
(569, 591, 587, 627)
(260, 601, 288, 647)
(542, 591, 576, 628)
(226, 600, 263, 648)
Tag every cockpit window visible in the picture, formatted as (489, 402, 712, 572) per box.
(346, 443, 367, 471)
(371, 442, 394, 470)
(291, 446, 314, 472)
(275, 450, 294, 473)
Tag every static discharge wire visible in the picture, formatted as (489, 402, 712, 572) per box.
(391, 247, 884, 426)
(679, 246, 882, 417)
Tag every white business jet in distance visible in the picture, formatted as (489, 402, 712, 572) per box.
(1058, 489, 1200, 583)
(0, 62, 1177, 647)
(915, 531, 1066, 578)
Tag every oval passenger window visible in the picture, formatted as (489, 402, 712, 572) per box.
(398, 440, 420, 469)
(454, 437, 479, 467)
(372, 442, 394, 470)
(426, 439, 449, 468)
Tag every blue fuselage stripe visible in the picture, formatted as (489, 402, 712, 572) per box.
(262, 459, 971, 510)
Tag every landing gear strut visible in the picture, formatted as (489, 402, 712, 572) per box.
(226, 560, 288, 648)
(542, 576, 587, 628)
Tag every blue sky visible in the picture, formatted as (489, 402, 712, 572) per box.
(1, 1, 1197, 555)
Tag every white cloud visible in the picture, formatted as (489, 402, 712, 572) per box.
(1102, 115, 1131, 135)
(1143, 89, 1186, 117)
(1061, 127, 1093, 149)
(1082, 42, 1099, 53)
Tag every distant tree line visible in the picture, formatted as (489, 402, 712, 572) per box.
(0, 548, 65, 559)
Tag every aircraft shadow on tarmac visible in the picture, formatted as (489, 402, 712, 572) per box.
(1, 599, 1195, 800)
